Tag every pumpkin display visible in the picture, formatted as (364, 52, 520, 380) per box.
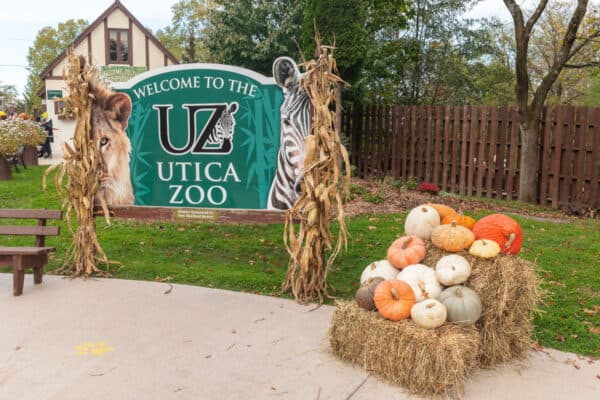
(404, 205, 440, 240)
(469, 239, 501, 259)
(355, 277, 385, 311)
(472, 214, 523, 255)
(396, 264, 442, 302)
(387, 236, 426, 269)
(360, 260, 399, 285)
(373, 279, 416, 321)
(441, 211, 476, 230)
(435, 255, 471, 286)
(438, 285, 482, 325)
(427, 203, 457, 220)
(430, 221, 475, 252)
(410, 298, 448, 329)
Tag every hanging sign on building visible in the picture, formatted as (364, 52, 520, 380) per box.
(112, 63, 291, 210)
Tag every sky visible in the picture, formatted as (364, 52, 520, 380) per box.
(0, 0, 518, 98)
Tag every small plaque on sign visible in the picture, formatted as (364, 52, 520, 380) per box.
(173, 208, 218, 222)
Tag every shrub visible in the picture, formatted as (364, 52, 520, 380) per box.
(417, 182, 440, 195)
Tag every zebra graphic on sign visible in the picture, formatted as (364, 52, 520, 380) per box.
(204, 102, 238, 149)
(267, 57, 310, 210)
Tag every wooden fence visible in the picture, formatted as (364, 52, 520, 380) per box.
(343, 104, 600, 210)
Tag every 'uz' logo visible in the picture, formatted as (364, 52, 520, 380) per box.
(154, 102, 239, 155)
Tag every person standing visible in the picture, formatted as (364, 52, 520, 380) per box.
(40, 112, 54, 158)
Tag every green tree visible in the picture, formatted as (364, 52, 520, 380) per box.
(157, 0, 215, 63)
(301, 0, 368, 85)
(360, 0, 514, 105)
(206, 0, 306, 76)
(0, 83, 20, 111)
(24, 19, 88, 111)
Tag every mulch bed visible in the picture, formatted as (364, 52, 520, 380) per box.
(344, 177, 597, 220)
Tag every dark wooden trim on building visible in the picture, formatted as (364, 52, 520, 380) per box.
(128, 19, 133, 66)
(164, 54, 168, 66)
(96, 206, 287, 224)
(87, 33, 92, 64)
(104, 18, 109, 65)
(145, 35, 149, 68)
(39, 0, 178, 80)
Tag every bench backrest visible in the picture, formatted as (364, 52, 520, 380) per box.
(0, 209, 62, 247)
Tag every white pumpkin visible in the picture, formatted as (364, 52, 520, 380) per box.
(435, 255, 471, 286)
(404, 205, 441, 240)
(438, 285, 482, 325)
(396, 264, 442, 302)
(360, 260, 399, 285)
(411, 299, 447, 329)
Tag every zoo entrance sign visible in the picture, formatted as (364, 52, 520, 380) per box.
(113, 63, 292, 212)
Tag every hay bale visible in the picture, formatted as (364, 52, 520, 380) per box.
(423, 243, 541, 367)
(330, 301, 480, 398)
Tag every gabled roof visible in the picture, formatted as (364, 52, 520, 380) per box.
(39, 0, 178, 80)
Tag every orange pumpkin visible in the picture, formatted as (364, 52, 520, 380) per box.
(472, 214, 523, 255)
(427, 203, 457, 220)
(431, 221, 475, 252)
(374, 280, 415, 321)
(386, 236, 426, 269)
(442, 211, 476, 230)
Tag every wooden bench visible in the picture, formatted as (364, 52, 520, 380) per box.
(0, 209, 62, 296)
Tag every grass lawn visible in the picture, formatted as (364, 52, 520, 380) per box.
(1, 166, 599, 357)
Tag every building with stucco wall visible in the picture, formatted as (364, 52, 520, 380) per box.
(38, 0, 178, 159)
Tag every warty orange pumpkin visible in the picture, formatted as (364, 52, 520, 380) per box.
(431, 221, 475, 252)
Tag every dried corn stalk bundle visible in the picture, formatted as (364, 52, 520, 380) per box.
(44, 51, 116, 277)
(282, 44, 351, 304)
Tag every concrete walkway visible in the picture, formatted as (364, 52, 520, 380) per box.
(0, 273, 598, 400)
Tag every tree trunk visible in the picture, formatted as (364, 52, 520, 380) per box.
(518, 117, 540, 202)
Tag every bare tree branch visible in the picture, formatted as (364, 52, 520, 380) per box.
(564, 61, 600, 68)
(525, 0, 549, 34)
(531, 0, 589, 114)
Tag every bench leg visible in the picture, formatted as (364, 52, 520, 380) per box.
(12, 256, 25, 296)
(33, 264, 44, 284)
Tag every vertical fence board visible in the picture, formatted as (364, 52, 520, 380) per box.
(423, 106, 432, 182)
(450, 107, 461, 192)
(589, 108, 600, 207)
(391, 105, 398, 178)
(459, 106, 469, 195)
(574, 107, 588, 208)
(494, 107, 508, 200)
(486, 107, 498, 198)
(466, 106, 479, 196)
(400, 107, 409, 180)
(506, 108, 519, 200)
(539, 106, 553, 206)
(442, 106, 451, 191)
(476, 107, 487, 197)
(550, 106, 564, 208)
(561, 106, 576, 207)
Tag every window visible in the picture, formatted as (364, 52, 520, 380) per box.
(108, 29, 129, 64)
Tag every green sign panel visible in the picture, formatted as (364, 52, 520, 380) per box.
(114, 64, 283, 210)
(47, 90, 63, 99)
(101, 65, 148, 82)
